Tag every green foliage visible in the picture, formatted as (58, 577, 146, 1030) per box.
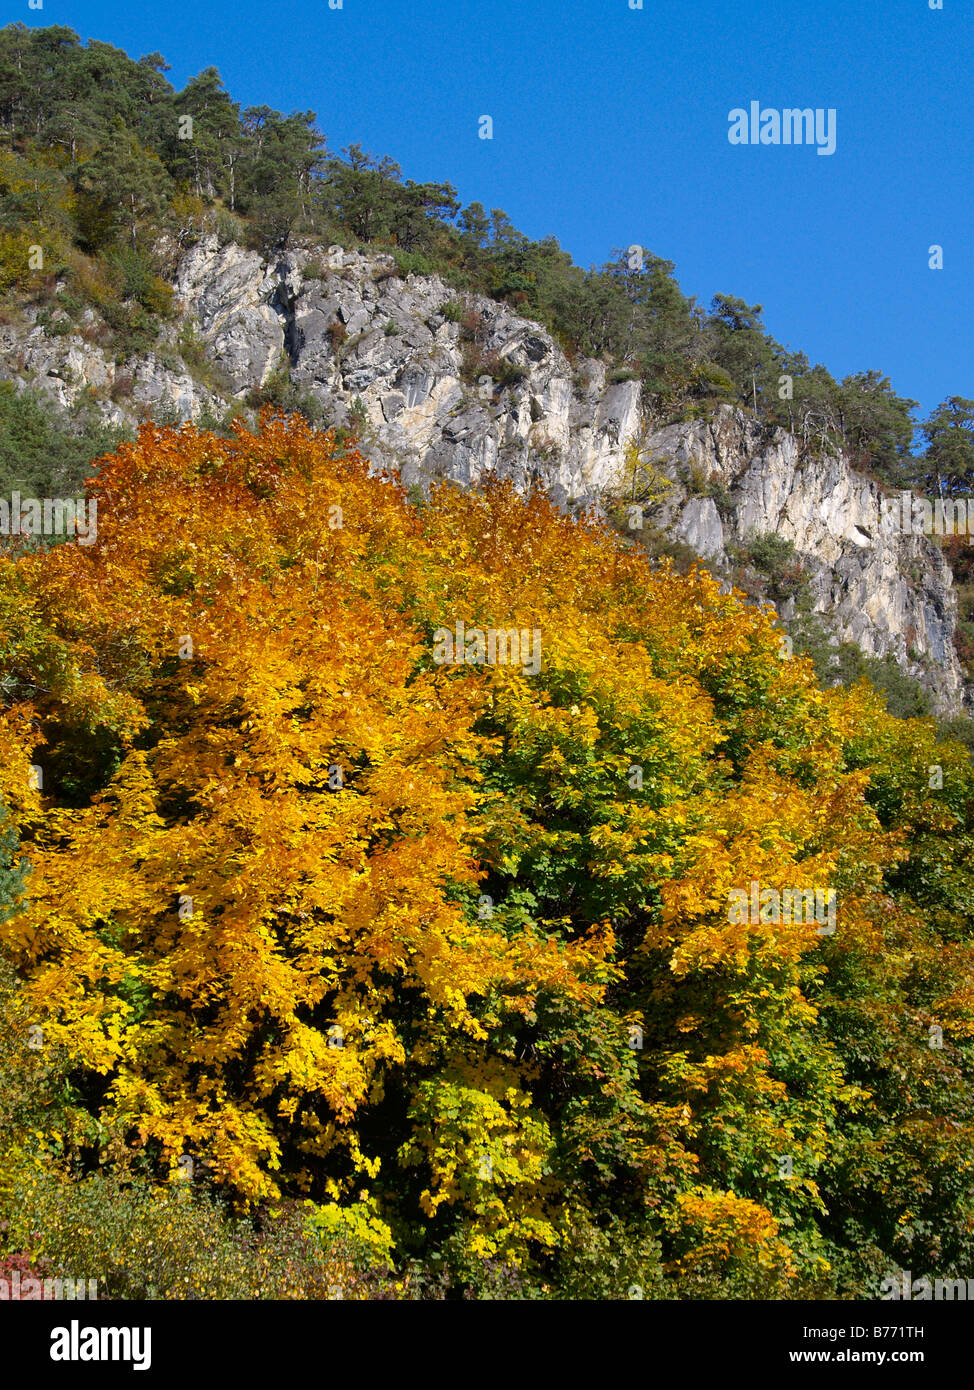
(549, 1209, 667, 1300)
(4, 1167, 392, 1299)
(836, 371, 918, 485)
(918, 397, 974, 497)
(244, 356, 327, 426)
(74, 121, 173, 251)
(176, 323, 234, 395)
(195, 400, 249, 436)
(102, 246, 173, 316)
(391, 248, 435, 279)
(487, 355, 527, 390)
(708, 294, 774, 408)
(857, 652, 932, 719)
(215, 208, 245, 246)
(630, 521, 704, 574)
(746, 531, 805, 600)
(706, 478, 734, 517)
(0, 380, 129, 500)
(99, 298, 160, 359)
(347, 394, 368, 434)
(935, 716, 974, 758)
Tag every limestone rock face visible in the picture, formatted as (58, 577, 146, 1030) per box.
(639, 408, 964, 715)
(174, 239, 287, 390)
(0, 236, 965, 713)
(163, 240, 642, 504)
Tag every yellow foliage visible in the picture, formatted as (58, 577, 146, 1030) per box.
(0, 412, 969, 1286)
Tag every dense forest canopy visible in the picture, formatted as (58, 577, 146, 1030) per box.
(2, 413, 974, 1298)
(2, 26, 974, 1302)
(0, 22, 973, 493)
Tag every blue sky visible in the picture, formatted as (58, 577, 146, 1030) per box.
(19, 0, 972, 421)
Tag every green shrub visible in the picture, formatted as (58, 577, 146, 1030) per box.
(101, 298, 160, 358)
(550, 1211, 667, 1301)
(103, 247, 174, 317)
(789, 596, 935, 719)
(859, 652, 932, 719)
(177, 325, 234, 395)
(55, 289, 84, 321)
(348, 395, 368, 435)
(483, 353, 527, 390)
(152, 397, 184, 427)
(935, 716, 974, 757)
(748, 530, 796, 574)
(678, 460, 709, 496)
(245, 357, 326, 427)
(391, 249, 434, 279)
(706, 479, 734, 516)
(633, 523, 705, 575)
(4, 1168, 394, 1299)
(37, 309, 73, 339)
(196, 402, 249, 436)
(746, 530, 806, 600)
(109, 372, 134, 402)
(215, 209, 245, 247)
(0, 381, 129, 501)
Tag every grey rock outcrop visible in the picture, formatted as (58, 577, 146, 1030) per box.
(641, 407, 964, 713)
(0, 235, 965, 714)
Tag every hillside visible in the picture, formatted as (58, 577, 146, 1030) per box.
(1, 24, 972, 727)
(3, 413, 974, 1301)
(0, 231, 967, 720)
(3, 21, 974, 1306)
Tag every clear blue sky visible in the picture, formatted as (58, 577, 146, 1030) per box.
(21, 0, 973, 421)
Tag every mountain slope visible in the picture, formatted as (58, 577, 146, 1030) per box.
(0, 233, 966, 715)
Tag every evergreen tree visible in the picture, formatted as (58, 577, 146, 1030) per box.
(171, 68, 241, 204)
(74, 117, 172, 249)
(240, 106, 327, 249)
(707, 294, 776, 410)
(837, 370, 917, 484)
(321, 144, 404, 244)
(919, 397, 974, 497)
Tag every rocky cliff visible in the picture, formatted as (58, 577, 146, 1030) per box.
(0, 235, 965, 715)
